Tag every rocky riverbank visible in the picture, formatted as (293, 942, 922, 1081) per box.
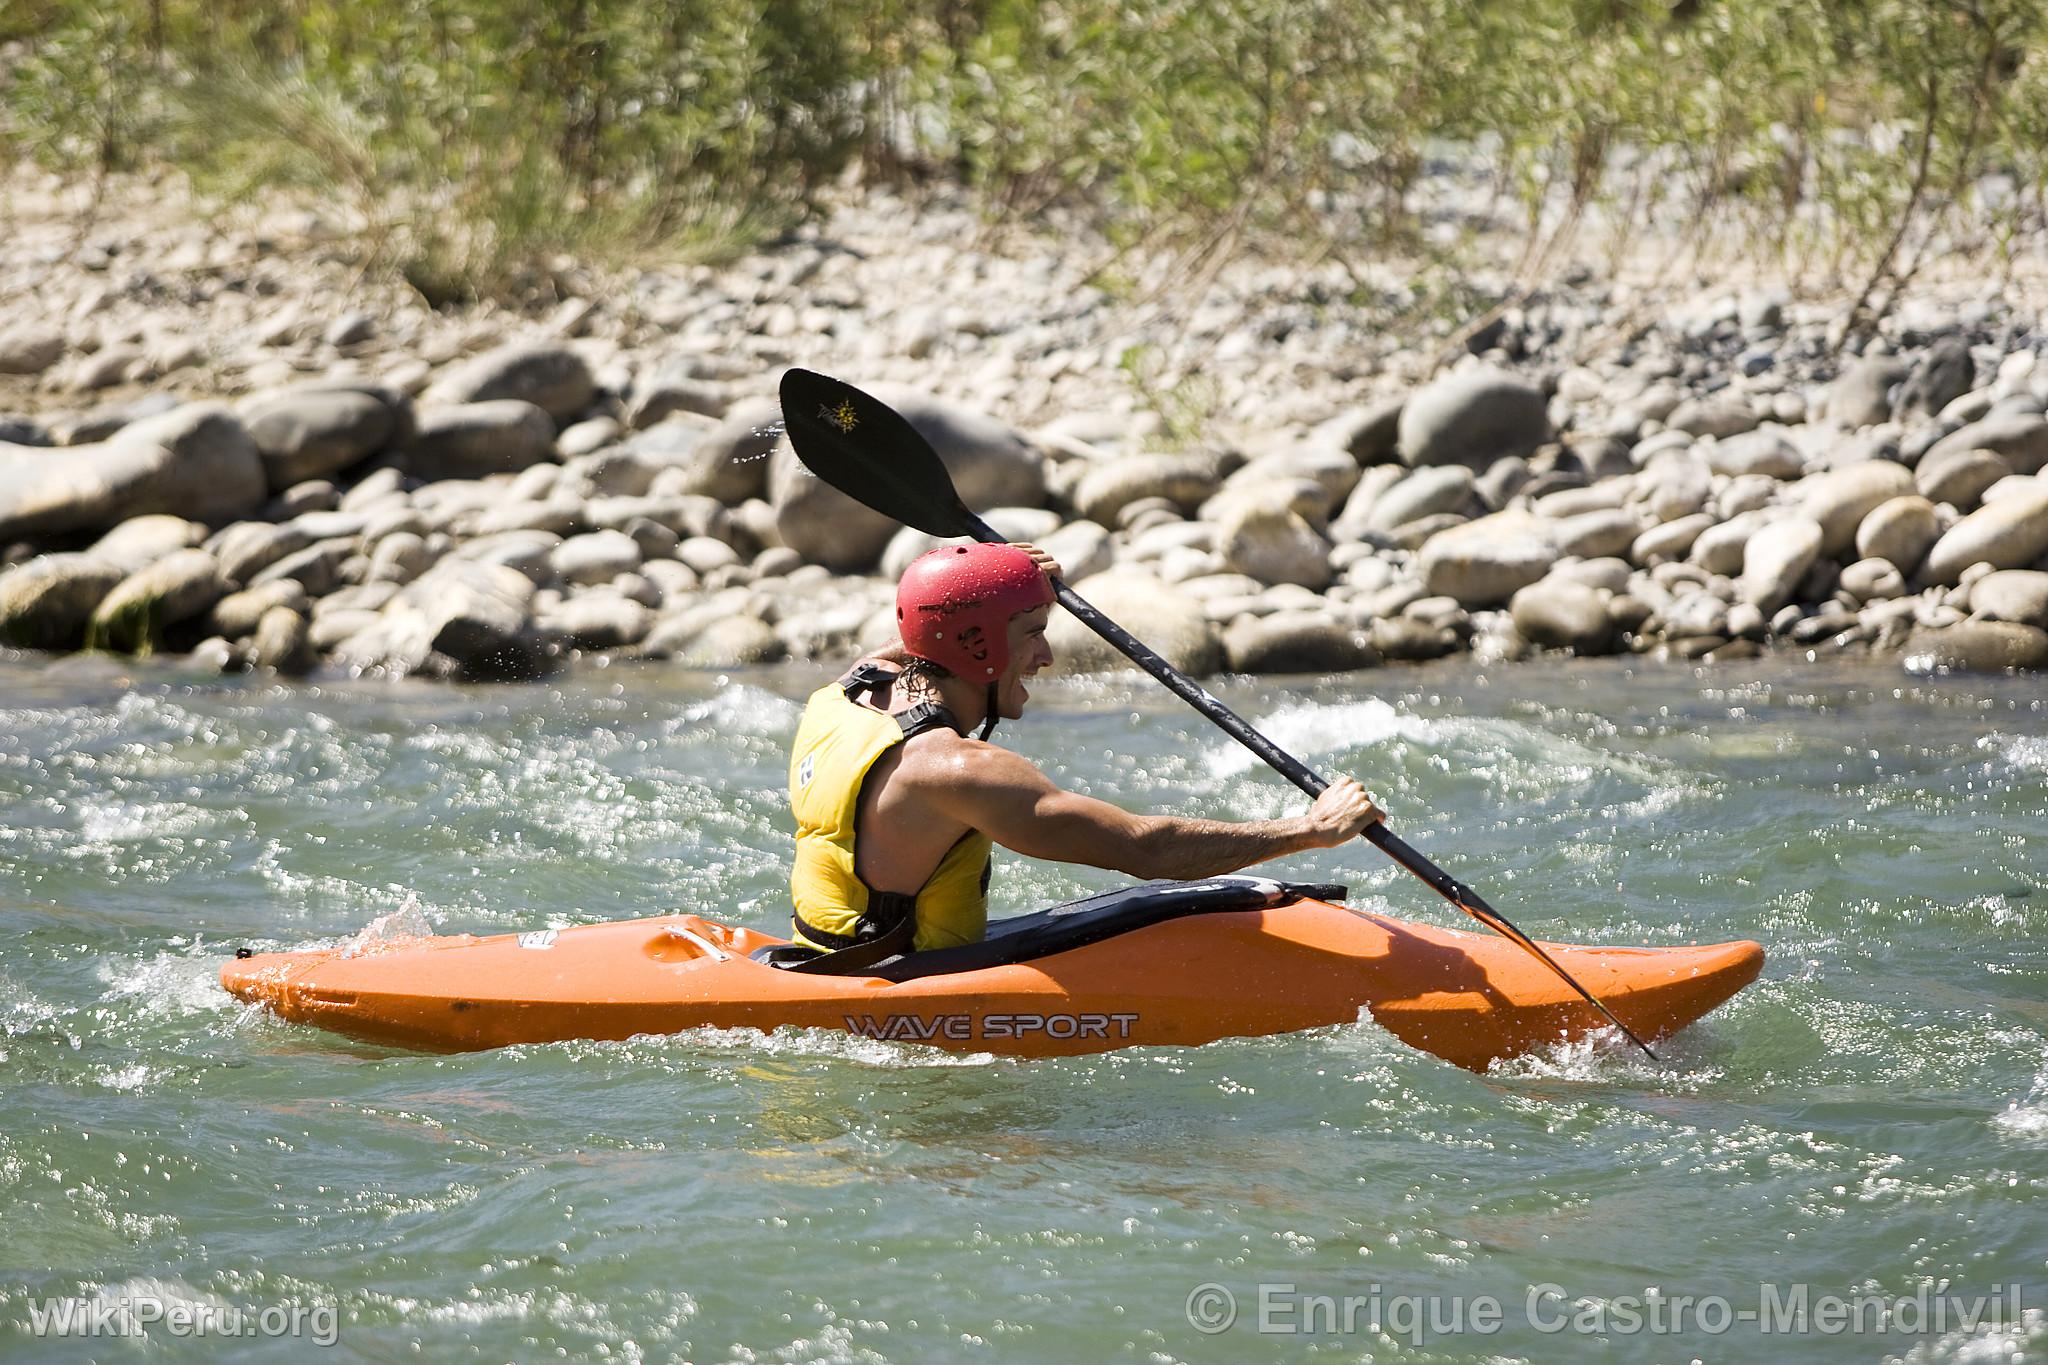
(3, 170, 2047, 680)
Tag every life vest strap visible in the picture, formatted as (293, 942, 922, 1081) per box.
(785, 891, 920, 975)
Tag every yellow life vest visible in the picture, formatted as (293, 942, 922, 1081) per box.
(788, 669, 992, 954)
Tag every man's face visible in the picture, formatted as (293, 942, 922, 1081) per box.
(996, 606, 1054, 720)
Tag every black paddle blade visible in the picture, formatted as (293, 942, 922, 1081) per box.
(778, 369, 985, 541)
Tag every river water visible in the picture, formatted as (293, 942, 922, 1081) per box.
(0, 653, 2041, 1362)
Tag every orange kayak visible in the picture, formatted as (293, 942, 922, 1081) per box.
(221, 878, 1762, 1070)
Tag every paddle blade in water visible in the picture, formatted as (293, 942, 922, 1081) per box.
(778, 369, 982, 539)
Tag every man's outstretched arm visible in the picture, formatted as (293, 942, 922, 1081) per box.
(922, 742, 1382, 881)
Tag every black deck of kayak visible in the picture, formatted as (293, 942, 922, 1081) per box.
(753, 876, 1347, 981)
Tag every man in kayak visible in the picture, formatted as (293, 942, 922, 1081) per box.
(787, 541, 1384, 964)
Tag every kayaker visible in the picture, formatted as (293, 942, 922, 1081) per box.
(787, 541, 1385, 964)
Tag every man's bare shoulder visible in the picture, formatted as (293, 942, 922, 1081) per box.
(894, 730, 1045, 793)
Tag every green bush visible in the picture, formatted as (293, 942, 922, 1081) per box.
(3, 0, 2044, 308)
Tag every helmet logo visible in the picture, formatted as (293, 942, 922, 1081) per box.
(957, 626, 989, 662)
(818, 399, 859, 433)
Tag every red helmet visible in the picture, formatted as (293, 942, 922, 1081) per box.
(896, 544, 1054, 680)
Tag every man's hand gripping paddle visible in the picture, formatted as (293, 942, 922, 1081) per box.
(779, 367, 1658, 1060)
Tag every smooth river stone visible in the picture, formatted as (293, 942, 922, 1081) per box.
(1920, 482, 2048, 584)
(1854, 495, 1941, 575)
(1738, 518, 1824, 612)
(1968, 570, 2048, 627)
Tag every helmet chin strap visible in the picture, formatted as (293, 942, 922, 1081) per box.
(977, 682, 999, 740)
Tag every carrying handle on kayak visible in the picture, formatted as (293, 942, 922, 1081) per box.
(779, 368, 1657, 1060)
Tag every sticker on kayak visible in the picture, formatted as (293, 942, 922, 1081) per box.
(516, 930, 558, 950)
(843, 1012, 1139, 1043)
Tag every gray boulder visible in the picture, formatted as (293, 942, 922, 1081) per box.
(1854, 495, 1941, 575)
(1510, 578, 1616, 654)
(250, 605, 312, 673)
(680, 615, 785, 668)
(69, 344, 143, 392)
(311, 606, 387, 653)
(423, 343, 595, 422)
(1825, 355, 1908, 428)
(1370, 616, 1462, 662)
(1417, 513, 1558, 607)
(1631, 513, 1715, 566)
(1072, 452, 1221, 527)
(85, 548, 224, 653)
(1969, 570, 2048, 627)
(537, 594, 654, 649)
(1218, 445, 1358, 518)
(551, 530, 642, 585)
(88, 515, 209, 574)
(1475, 454, 1533, 509)
(1217, 504, 1331, 589)
(572, 437, 705, 498)
(471, 497, 585, 537)
(608, 415, 758, 504)
(1553, 508, 1642, 560)
(1669, 398, 1760, 440)
(395, 560, 547, 680)
(209, 579, 310, 638)
(1641, 451, 1714, 520)
(243, 389, 397, 490)
(0, 403, 266, 542)
(1704, 428, 1803, 479)
(367, 532, 435, 586)
(1915, 446, 2013, 511)
(1921, 414, 2048, 476)
(1738, 517, 1824, 612)
(454, 529, 563, 583)
(584, 494, 725, 540)
(1656, 590, 1730, 640)
(212, 520, 314, 586)
(558, 416, 620, 458)
(406, 401, 557, 480)
(1906, 621, 2048, 672)
(1039, 520, 1114, 583)
(626, 364, 731, 428)
(1921, 482, 2048, 584)
(1689, 512, 1770, 577)
(250, 536, 357, 597)
(1223, 611, 1374, 673)
(0, 554, 126, 649)
(1048, 572, 1219, 676)
(1328, 464, 1407, 539)
(1839, 557, 1905, 603)
(1396, 367, 1550, 469)
(1798, 460, 1915, 558)
(1316, 399, 1404, 465)
(1896, 338, 1974, 421)
(662, 396, 781, 504)
(1357, 465, 1474, 535)
(0, 324, 66, 376)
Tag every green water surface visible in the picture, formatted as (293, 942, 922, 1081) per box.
(0, 655, 2042, 1362)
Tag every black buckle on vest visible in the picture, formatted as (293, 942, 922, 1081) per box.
(841, 662, 896, 706)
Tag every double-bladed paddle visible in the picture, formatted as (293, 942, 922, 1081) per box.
(779, 367, 1658, 1060)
